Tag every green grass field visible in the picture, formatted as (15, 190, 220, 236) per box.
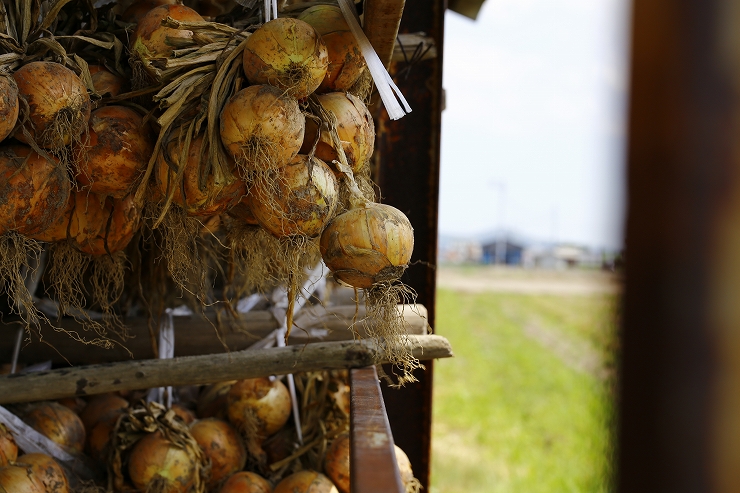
(430, 281, 618, 493)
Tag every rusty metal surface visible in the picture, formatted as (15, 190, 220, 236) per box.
(350, 366, 405, 493)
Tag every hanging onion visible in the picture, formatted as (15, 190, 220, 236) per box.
(0, 463, 46, 493)
(190, 418, 247, 488)
(320, 203, 414, 288)
(0, 76, 19, 142)
(172, 405, 196, 425)
(22, 402, 86, 454)
(219, 471, 272, 493)
(227, 377, 291, 438)
(88, 65, 126, 98)
(77, 193, 141, 256)
(88, 414, 120, 463)
(0, 425, 17, 467)
(131, 5, 204, 60)
(324, 433, 349, 493)
(79, 394, 129, 435)
(394, 445, 416, 489)
(15, 454, 69, 493)
(122, 0, 178, 24)
(242, 18, 328, 99)
(128, 431, 198, 493)
(273, 471, 338, 493)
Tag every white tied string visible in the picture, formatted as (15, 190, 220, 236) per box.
(336, 0, 411, 120)
(264, 0, 278, 22)
(146, 306, 186, 407)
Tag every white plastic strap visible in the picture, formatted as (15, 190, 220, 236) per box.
(146, 307, 185, 407)
(337, 0, 411, 120)
(264, 0, 278, 22)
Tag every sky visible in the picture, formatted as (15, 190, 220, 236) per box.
(438, 0, 631, 250)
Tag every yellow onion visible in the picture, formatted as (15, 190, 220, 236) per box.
(13, 62, 91, 149)
(298, 6, 366, 92)
(219, 471, 272, 493)
(172, 404, 196, 425)
(156, 133, 246, 216)
(263, 429, 294, 465)
(122, 0, 178, 24)
(22, 402, 86, 454)
(0, 145, 69, 236)
(197, 381, 235, 419)
(128, 431, 197, 493)
(0, 463, 46, 493)
(56, 397, 86, 415)
(320, 203, 414, 289)
(324, 433, 349, 493)
(79, 393, 129, 435)
(247, 155, 338, 238)
(75, 106, 153, 198)
(242, 18, 328, 99)
(190, 418, 246, 488)
(220, 85, 305, 171)
(273, 471, 338, 493)
(301, 93, 374, 173)
(88, 65, 126, 98)
(16, 454, 69, 493)
(0, 76, 19, 142)
(30, 189, 105, 243)
(394, 445, 415, 488)
(87, 414, 120, 463)
(0, 425, 17, 467)
(131, 5, 204, 60)
(227, 377, 291, 438)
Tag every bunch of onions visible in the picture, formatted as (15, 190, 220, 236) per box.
(219, 471, 272, 493)
(0, 425, 17, 467)
(298, 6, 366, 93)
(15, 454, 69, 493)
(190, 418, 246, 488)
(247, 155, 338, 238)
(320, 202, 414, 289)
(128, 431, 198, 493)
(12, 62, 91, 150)
(242, 18, 329, 99)
(220, 85, 305, 172)
(79, 393, 129, 435)
(273, 471, 338, 493)
(227, 377, 291, 441)
(0, 463, 46, 493)
(22, 402, 86, 454)
(74, 106, 153, 197)
(324, 433, 349, 493)
(0, 75, 19, 142)
(197, 381, 235, 419)
(303, 93, 374, 173)
(88, 66, 126, 99)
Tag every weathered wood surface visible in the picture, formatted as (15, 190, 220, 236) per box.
(364, 0, 406, 68)
(392, 33, 436, 63)
(0, 335, 452, 404)
(350, 367, 404, 493)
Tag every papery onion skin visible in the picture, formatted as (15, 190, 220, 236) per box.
(12, 62, 91, 149)
(88, 65, 126, 98)
(320, 203, 414, 289)
(273, 470, 338, 493)
(324, 433, 350, 493)
(0, 145, 69, 236)
(0, 76, 19, 142)
(16, 453, 69, 493)
(220, 85, 305, 171)
(247, 155, 338, 238)
(0, 424, 18, 467)
(242, 18, 329, 100)
(0, 463, 46, 493)
(128, 431, 197, 493)
(77, 193, 141, 256)
(75, 106, 152, 198)
(131, 5, 203, 59)
(227, 377, 291, 438)
(190, 418, 247, 488)
(219, 471, 273, 493)
(22, 402, 86, 455)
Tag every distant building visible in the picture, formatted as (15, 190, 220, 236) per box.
(481, 239, 525, 265)
(438, 239, 483, 264)
(522, 244, 602, 269)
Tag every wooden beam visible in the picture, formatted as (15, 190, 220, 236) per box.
(350, 366, 404, 493)
(0, 334, 453, 404)
(364, 0, 406, 68)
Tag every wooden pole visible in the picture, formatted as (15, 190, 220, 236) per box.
(0, 335, 452, 404)
(364, 0, 406, 68)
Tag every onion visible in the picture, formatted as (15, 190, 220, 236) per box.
(0, 76, 19, 142)
(301, 92, 374, 173)
(128, 431, 197, 493)
(16, 454, 69, 493)
(242, 18, 328, 99)
(12, 62, 91, 149)
(220, 85, 305, 171)
(56, 397, 86, 415)
(273, 471, 338, 493)
(0, 145, 70, 236)
(88, 415, 119, 463)
(172, 404, 196, 425)
(122, 0, 178, 24)
(228, 200, 260, 226)
(394, 445, 415, 488)
(156, 133, 246, 216)
(79, 393, 129, 435)
(131, 5, 204, 60)
(324, 433, 349, 493)
(219, 471, 272, 493)
(29, 189, 102, 243)
(320, 203, 414, 288)
(0, 463, 46, 493)
(190, 418, 246, 488)
(0, 425, 17, 467)
(298, 6, 366, 92)
(227, 377, 291, 438)
(197, 381, 236, 420)
(74, 106, 152, 198)
(247, 155, 338, 238)
(22, 402, 86, 454)
(88, 65, 126, 98)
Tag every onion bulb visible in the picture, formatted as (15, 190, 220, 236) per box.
(197, 381, 235, 420)
(22, 402, 86, 454)
(88, 414, 120, 463)
(243, 18, 328, 99)
(0, 76, 19, 142)
(79, 393, 129, 435)
(302, 92, 374, 173)
(320, 203, 414, 288)
(122, 0, 178, 24)
(298, 6, 366, 92)
(0, 464, 45, 493)
(227, 377, 291, 438)
(220, 85, 305, 171)
(394, 445, 415, 488)
(12, 62, 91, 149)
(0, 145, 70, 236)
(128, 431, 197, 493)
(273, 471, 338, 493)
(247, 155, 338, 238)
(171, 404, 196, 425)
(75, 106, 152, 198)
(190, 418, 246, 488)
(324, 433, 349, 493)
(0, 424, 17, 467)
(219, 471, 272, 493)
(16, 454, 69, 493)
(88, 65, 126, 98)
(131, 5, 204, 60)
